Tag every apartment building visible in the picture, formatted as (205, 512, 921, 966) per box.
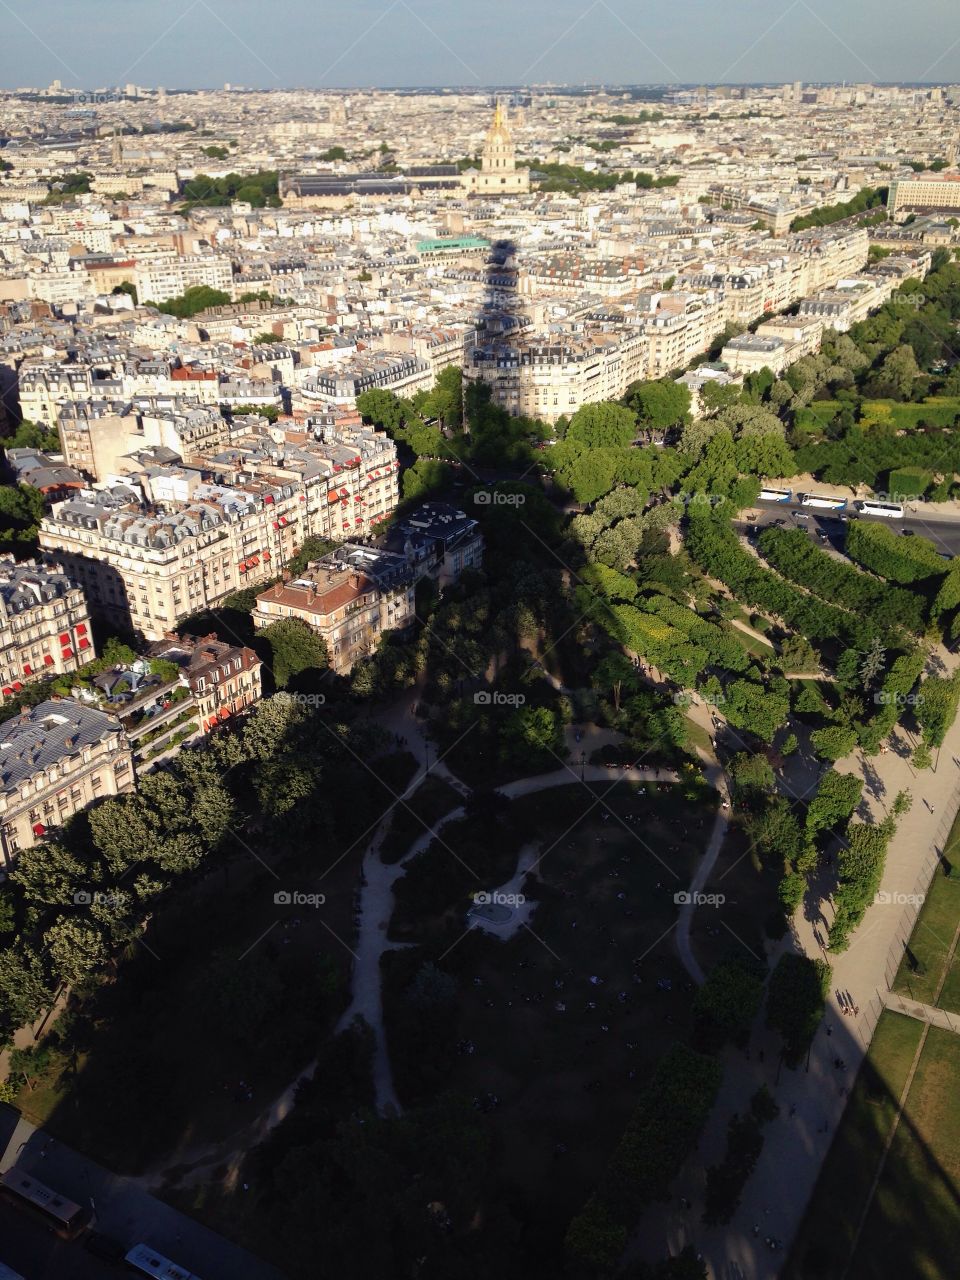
(798, 274, 895, 332)
(720, 333, 797, 377)
(384, 502, 484, 589)
(888, 174, 960, 218)
(38, 424, 400, 640)
(253, 544, 416, 675)
(133, 254, 234, 305)
(0, 699, 134, 868)
(643, 294, 726, 379)
(0, 556, 94, 696)
(464, 327, 646, 422)
(298, 351, 433, 407)
(147, 632, 263, 734)
(59, 400, 230, 479)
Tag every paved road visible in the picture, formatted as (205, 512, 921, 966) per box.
(0, 1108, 284, 1280)
(739, 500, 960, 555)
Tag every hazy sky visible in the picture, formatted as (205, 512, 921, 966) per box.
(3, 0, 959, 90)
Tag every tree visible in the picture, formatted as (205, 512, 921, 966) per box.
(44, 916, 110, 985)
(258, 618, 328, 689)
(627, 379, 691, 432)
(11, 841, 88, 906)
(694, 958, 764, 1038)
(566, 402, 638, 449)
(810, 724, 858, 762)
(729, 752, 775, 795)
(766, 954, 831, 1064)
(892, 789, 913, 817)
(152, 285, 231, 318)
(594, 652, 638, 712)
(913, 742, 933, 771)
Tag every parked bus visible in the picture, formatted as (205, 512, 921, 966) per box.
(0, 1167, 93, 1240)
(854, 499, 905, 519)
(125, 1243, 203, 1279)
(798, 492, 847, 511)
(758, 487, 792, 503)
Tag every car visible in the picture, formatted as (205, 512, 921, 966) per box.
(793, 512, 810, 521)
(745, 514, 757, 522)
(774, 518, 787, 526)
(901, 528, 915, 537)
(83, 1233, 128, 1263)
(817, 530, 828, 540)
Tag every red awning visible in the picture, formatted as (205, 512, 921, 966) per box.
(32, 823, 46, 837)
(299, 495, 306, 502)
(264, 494, 274, 504)
(279, 517, 288, 527)
(12, 682, 22, 691)
(23, 664, 31, 675)
(339, 488, 348, 496)
(239, 562, 248, 572)
(263, 550, 271, 560)
(62, 648, 73, 659)
(59, 632, 70, 644)
(218, 706, 230, 720)
(44, 655, 54, 666)
(79, 638, 91, 651)
(1, 687, 12, 696)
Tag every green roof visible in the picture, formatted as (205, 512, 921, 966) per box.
(416, 236, 490, 252)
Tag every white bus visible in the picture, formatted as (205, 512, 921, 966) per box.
(0, 1167, 93, 1240)
(125, 1244, 203, 1280)
(758, 487, 792, 503)
(854, 500, 905, 519)
(799, 493, 847, 511)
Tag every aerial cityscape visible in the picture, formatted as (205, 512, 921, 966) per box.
(1, 3, 960, 1279)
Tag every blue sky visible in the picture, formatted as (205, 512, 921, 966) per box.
(2, 0, 959, 89)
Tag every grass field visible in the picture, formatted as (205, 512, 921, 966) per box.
(383, 780, 720, 1255)
(893, 805, 960, 1013)
(787, 1010, 925, 1279)
(853, 1026, 960, 1280)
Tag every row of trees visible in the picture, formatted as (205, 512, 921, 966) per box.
(565, 1045, 723, 1274)
(756, 525, 927, 638)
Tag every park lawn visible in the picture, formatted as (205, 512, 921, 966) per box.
(384, 782, 714, 1254)
(892, 868, 960, 1007)
(727, 622, 775, 660)
(693, 818, 781, 974)
(851, 1026, 960, 1280)
(786, 1010, 924, 1280)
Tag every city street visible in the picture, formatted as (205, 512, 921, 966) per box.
(0, 1107, 283, 1280)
